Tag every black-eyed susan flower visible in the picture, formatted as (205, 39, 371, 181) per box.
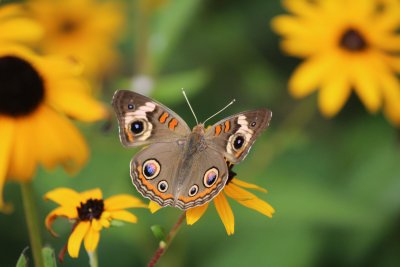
(0, 3, 43, 45)
(45, 188, 147, 258)
(29, 0, 124, 77)
(0, 45, 107, 211)
(272, 0, 400, 125)
(149, 165, 275, 235)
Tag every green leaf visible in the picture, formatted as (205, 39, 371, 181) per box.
(152, 68, 209, 104)
(150, 0, 203, 73)
(150, 225, 167, 242)
(111, 220, 125, 227)
(16, 247, 29, 267)
(42, 246, 57, 267)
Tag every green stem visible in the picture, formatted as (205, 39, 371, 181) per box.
(21, 181, 45, 267)
(88, 250, 99, 267)
(135, 0, 152, 75)
(147, 212, 186, 267)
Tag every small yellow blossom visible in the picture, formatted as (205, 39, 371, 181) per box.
(272, 0, 400, 125)
(29, 0, 124, 77)
(45, 188, 147, 258)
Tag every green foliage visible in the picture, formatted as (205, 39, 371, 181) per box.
(151, 225, 167, 242)
(16, 248, 28, 267)
(42, 247, 57, 267)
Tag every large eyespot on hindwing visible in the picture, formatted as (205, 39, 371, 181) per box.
(142, 159, 161, 180)
(188, 184, 199, 196)
(203, 167, 219, 188)
(157, 180, 168, 192)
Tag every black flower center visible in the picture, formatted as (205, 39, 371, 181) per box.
(59, 18, 79, 34)
(77, 198, 104, 221)
(0, 56, 45, 117)
(339, 28, 368, 51)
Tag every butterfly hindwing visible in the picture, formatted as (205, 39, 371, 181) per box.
(131, 142, 229, 210)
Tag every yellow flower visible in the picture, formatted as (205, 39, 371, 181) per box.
(0, 3, 43, 45)
(0, 44, 107, 211)
(45, 188, 147, 258)
(29, 0, 124, 77)
(149, 165, 275, 235)
(272, 0, 400, 125)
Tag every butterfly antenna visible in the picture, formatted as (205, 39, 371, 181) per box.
(182, 88, 199, 125)
(203, 99, 236, 125)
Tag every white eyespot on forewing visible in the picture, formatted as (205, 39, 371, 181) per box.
(124, 102, 156, 141)
(226, 115, 254, 156)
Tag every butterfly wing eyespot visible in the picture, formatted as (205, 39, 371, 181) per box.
(142, 159, 161, 179)
(188, 184, 199, 196)
(203, 167, 219, 188)
(130, 119, 147, 136)
(232, 134, 246, 151)
(157, 180, 168, 192)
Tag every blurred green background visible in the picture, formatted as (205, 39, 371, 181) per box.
(2, 0, 400, 266)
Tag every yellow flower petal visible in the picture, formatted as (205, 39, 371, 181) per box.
(289, 54, 336, 98)
(225, 184, 275, 218)
(7, 116, 37, 181)
(45, 206, 78, 236)
(49, 80, 107, 122)
(80, 188, 102, 201)
(318, 70, 351, 117)
(214, 193, 234, 235)
(91, 219, 103, 232)
(186, 203, 209, 225)
(44, 188, 81, 206)
(100, 218, 111, 229)
(32, 106, 88, 174)
(84, 224, 100, 252)
(0, 117, 15, 212)
(282, 0, 316, 17)
(231, 178, 268, 193)
(104, 194, 146, 211)
(68, 221, 90, 258)
(351, 60, 382, 112)
(0, 18, 43, 44)
(110, 210, 138, 223)
(149, 201, 163, 213)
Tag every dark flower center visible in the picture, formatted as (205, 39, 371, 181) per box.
(0, 56, 45, 117)
(339, 28, 368, 51)
(77, 198, 104, 221)
(59, 19, 79, 34)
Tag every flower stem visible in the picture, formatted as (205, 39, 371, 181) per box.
(21, 181, 45, 267)
(88, 250, 99, 267)
(148, 212, 186, 267)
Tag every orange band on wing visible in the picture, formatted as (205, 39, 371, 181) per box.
(178, 178, 223, 202)
(168, 118, 178, 130)
(125, 127, 134, 142)
(215, 125, 222, 136)
(159, 112, 169, 124)
(137, 166, 174, 200)
(224, 120, 231, 132)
